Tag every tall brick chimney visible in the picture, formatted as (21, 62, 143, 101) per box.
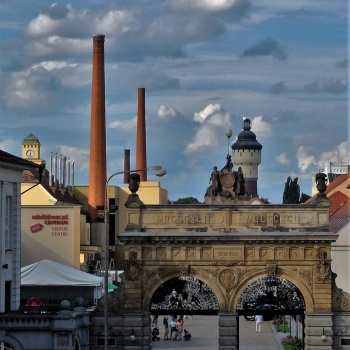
(136, 87, 147, 181)
(88, 34, 107, 222)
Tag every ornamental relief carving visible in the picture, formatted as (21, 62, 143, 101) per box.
(179, 264, 190, 276)
(333, 287, 350, 312)
(196, 267, 220, 279)
(196, 266, 261, 294)
(144, 267, 159, 287)
(219, 269, 239, 293)
(124, 261, 141, 281)
(156, 247, 167, 260)
(143, 247, 152, 260)
(290, 267, 313, 289)
(316, 261, 331, 282)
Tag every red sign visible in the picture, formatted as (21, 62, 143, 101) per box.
(30, 223, 44, 233)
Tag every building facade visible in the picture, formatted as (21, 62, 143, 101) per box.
(0, 150, 40, 313)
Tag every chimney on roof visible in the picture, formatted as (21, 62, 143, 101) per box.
(136, 87, 147, 181)
(88, 34, 107, 222)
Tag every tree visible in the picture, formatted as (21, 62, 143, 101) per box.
(282, 176, 300, 204)
(259, 197, 270, 204)
(171, 197, 201, 204)
(299, 192, 311, 204)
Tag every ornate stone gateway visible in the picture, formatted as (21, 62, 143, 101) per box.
(89, 174, 350, 349)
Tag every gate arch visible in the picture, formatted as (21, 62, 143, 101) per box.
(142, 273, 227, 312)
(230, 270, 314, 312)
(235, 276, 305, 317)
(144, 275, 222, 315)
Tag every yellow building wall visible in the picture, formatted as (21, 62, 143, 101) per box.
(21, 184, 58, 205)
(75, 182, 167, 236)
(74, 182, 167, 265)
(118, 181, 168, 235)
(74, 186, 90, 213)
(21, 205, 81, 269)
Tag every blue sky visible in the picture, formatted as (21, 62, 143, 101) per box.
(0, 0, 348, 203)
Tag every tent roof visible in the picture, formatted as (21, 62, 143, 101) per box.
(21, 260, 102, 286)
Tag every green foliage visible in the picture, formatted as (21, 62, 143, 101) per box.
(276, 323, 290, 333)
(171, 197, 201, 204)
(259, 197, 270, 204)
(282, 336, 302, 350)
(283, 176, 300, 204)
(299, 192, 311, 203)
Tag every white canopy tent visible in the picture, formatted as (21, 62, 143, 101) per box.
(21, 260, 102, 305)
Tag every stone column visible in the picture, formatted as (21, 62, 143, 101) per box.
(123, 312, 151, 349)
(305, 312, 333, 349)
(219, 312, 238, 349)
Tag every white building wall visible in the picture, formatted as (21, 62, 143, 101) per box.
(0, 167, 24, 312)
(233, 149, 261, 179)
(332, 223, 350, 293)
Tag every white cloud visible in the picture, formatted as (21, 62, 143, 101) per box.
(109, 117, 137, 132)
(186, 104, 232, 156)
(59, 145, 90, 171)
(26, 14, 60, 37)
(28, 36, 91, 57)
(251, 116, 273, 138)
(95, 10, 137, 34)
(185, 123, 219, 154)
(296, 146, 316, 173)
(318, 141, 350, 167)
(158, 105, 177, 119)
(194, 103, 222, 123)
(32, 61, 77, 71)
(276, 153, 290, 165)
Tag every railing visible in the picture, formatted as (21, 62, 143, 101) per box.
(0, 314, 54, 329)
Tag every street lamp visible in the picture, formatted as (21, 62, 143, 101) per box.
(104, 166, 166, 349)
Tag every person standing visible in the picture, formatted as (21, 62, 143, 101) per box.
(176, 318, 184, 340)
(170, 318, 177, 333)
(163, 316, 169, 340)
(255, 315, 263, 332)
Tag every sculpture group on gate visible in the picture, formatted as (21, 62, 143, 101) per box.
(205, 155, 248, 203)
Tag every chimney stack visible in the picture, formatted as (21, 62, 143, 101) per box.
(88, 34, 107, 222)
(136, 87, 147, 181)
(124, 149, 130, 184)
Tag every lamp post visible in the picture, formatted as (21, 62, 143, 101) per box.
(104, 166, 166, 350)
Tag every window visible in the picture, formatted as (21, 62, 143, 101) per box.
(5, 196, 13, 249)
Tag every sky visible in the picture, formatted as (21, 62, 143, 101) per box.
(0, 0, 348, 204)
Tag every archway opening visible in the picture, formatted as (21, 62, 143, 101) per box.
(150, 276, 219, 315)
(236, 277, 306, 349)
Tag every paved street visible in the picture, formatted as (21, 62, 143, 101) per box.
(150, 316, 284, 350)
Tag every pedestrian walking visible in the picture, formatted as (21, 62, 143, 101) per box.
(255, 315, 263, 332)
(151, 314, 158, 326)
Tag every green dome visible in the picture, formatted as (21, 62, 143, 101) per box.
(23, 133, 40, 144)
